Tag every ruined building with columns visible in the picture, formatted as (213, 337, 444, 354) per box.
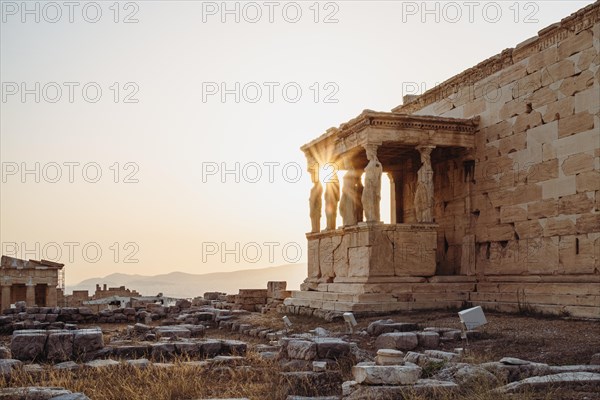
(285, 2, 600, 319)
(0, 255, 64, 309)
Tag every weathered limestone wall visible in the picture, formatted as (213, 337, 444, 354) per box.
(393, 3, 600, 317)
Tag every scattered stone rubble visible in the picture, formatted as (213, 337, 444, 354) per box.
(0, 296, 237, 334)
(0, 386, 90, 399)
(1, 291, 599, 399)
(342, 351, 600, 399)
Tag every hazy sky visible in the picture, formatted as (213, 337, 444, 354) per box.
(0, 0, 593, 285)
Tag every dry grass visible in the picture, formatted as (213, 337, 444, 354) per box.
(3, 354, 597, 400)
(1, 353, 285, 400)
(0, 360, 558, 400)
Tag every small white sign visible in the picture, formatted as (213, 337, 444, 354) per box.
(343, 312, 357, 326)
(458, 306, 487, 330)
(282, 315, 292, 327)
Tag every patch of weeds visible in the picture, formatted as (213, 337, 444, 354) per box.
(420, 359, 446, 378)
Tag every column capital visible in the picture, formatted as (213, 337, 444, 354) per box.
(416, 144, 435, 156)
(305, 154, 318, 171)
(362, 143, 381, 158)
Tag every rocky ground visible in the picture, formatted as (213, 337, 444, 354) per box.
(0, 301, 598, 400)
(240, 310, 600, 365)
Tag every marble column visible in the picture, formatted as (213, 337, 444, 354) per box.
(388, 170, 404, 224)
(340, 168, 362, 227)
(306, 154, 323, 233)
(46, 285, 58, 307)
(26, 283, 36, 306)
(354, 170, 364, 224)
(361, 144, 383, 223)
(308, 166, 323, 233)
(1, 285, 11, 311)
(389, 172, 397, 224)
(414, 145, 435, 223)
(324, 172, 340, 230)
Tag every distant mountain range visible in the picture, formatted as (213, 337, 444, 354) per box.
(67, 264, 306, 298)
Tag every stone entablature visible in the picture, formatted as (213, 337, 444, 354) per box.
(301, 112, 478, 165)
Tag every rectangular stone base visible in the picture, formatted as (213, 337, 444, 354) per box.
(307, 223, 438, 283)
(284, 279, 473, 314)
(283, 276, 600, 319)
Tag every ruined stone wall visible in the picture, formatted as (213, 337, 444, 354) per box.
(93, 284, 141, 299)
(394, 2, 600, 317)
(64, 290, 90, 307)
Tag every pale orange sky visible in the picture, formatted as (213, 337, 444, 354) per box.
(0, 1, 593, 285)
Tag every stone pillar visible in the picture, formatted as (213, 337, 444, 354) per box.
(389, 172, 396, 224)
(389, 170, 404, 224)
(308, 165, 323, 233)
(1, 285, 11, 311)
(362, 144, 383, 223)
(355, 170, 364, 224)
(324, 172, 340, 230)
(340, 168, 362, 227)
(414, 145, 435, 223)
(46, 285, 58, 307)
(26, 283, 36, 306)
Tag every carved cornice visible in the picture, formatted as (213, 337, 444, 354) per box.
(301, 110, 479, 152)
(337, 111, 479, 140)
(393, 1, 600, 114)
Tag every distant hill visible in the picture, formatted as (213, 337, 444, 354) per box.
(66, 264, 306, 298)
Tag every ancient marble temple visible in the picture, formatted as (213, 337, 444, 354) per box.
(285, 2, 600, 319)
(0, 256, 64, 309)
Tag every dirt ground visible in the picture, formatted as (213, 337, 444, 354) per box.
(240, 310, 600, 366)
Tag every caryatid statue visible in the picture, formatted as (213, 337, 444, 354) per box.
(355, 174, 364, 224)
(324, 172, 340, 230)
(361, 144, 383, 223)
(308, 166, 323, 233)
(414, 145, 435, 223)
(340, 168, 361, 226)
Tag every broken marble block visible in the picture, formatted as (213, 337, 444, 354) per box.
(73, 328, 104, 358)
(352, 361, 422, 385)
(375, 332, 418, 351)
(376, 349, 405, 366)
(11, 330, 47, 361)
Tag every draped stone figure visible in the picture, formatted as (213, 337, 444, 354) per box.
(339, 169, 361, 226)
(324, 174, 340, 230)
(414, 146, 435, 223)
(354, 176, 364, 224)
(362, 145, 382, 222)
(309, 170, 323, 233)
